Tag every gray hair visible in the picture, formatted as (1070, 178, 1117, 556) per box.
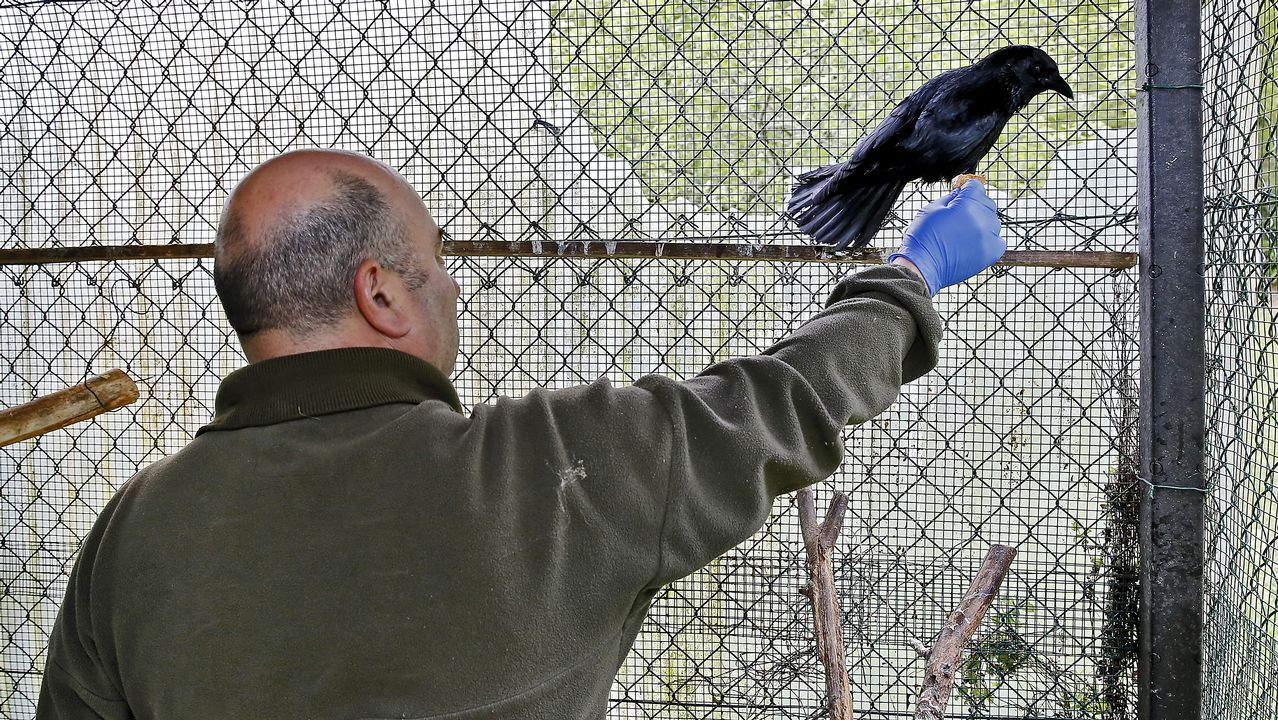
(214, 170, 425, 337)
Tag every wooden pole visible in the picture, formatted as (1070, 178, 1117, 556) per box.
(0, 369, 139, 448)
(797, 488, 854, 720)
(913, 544, 1018, 720)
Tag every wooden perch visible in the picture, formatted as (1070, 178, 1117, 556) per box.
(913, 544, 1018, 720)
(0, 369, 139, 448)
(797, 488, 853, 720)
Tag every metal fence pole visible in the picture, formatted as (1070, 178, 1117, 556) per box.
(1136, 0, 1206, 716)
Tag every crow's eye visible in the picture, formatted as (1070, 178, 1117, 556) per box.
(1032, 63, 1046, 76)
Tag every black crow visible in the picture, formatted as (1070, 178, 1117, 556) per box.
(787, 45, 1073, 251)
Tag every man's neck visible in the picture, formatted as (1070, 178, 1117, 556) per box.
(239, 323, 388, 363)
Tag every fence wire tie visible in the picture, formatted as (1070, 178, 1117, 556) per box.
(1140, 475, 1209, 498)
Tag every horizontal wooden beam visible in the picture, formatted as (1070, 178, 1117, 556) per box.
(0, 241, 1138, 270)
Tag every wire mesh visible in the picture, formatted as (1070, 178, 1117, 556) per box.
(1201, 0, 1278, 717)
(0, 1, 1140, 718)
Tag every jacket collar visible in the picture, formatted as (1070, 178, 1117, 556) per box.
(198, 347, 462, 435)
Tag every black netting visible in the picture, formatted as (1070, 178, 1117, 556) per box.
(1, 1, 1141, 718)
(1201, 0, 1278, 717)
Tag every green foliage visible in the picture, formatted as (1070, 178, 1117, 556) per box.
(1259, 0, 1278, 274)
(956, 595, 1129, 718)
(547, 0, 1134, 209)
(957, 599, 1035, 705)
(1057, 688, 1112, 719)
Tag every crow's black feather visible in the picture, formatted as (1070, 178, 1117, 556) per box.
(788, 45, 1073, 251)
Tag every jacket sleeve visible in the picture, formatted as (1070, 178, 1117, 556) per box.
(36, 495, 132, 720)
(635, 264, 942, 587)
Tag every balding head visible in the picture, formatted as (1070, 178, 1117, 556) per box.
(214, 149, 460, 371)
(220, 149, 409, 241)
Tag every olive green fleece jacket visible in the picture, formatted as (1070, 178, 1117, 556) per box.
(37, 265, 941, 720)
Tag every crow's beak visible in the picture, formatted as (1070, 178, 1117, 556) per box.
(1048, 73, 1074, 99)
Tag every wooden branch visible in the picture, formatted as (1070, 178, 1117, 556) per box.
(914, 544, 1018, 720)
(797, 489, 854, 720)
(0, 369, 139, 448)
(0, 241, 1138, 270)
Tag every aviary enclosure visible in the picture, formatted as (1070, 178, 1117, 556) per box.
(0, 0, 1272, 718)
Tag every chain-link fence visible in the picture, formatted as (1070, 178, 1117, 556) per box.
(1202, 0, 1278, 717)
(0, 1, 1145, 718)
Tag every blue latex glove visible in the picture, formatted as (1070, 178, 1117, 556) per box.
(887, 180, 1005, 296)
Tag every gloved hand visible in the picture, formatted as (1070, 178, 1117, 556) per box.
(887, 180, 1005, 296)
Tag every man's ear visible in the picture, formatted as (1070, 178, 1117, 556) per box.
(352, 258, 412, 339)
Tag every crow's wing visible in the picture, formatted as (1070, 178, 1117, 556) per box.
(845, 69, 962, 176)
(793, 70, 958, 207)
(893, 84, 1010, 180)
(853, 66, 1017, 182)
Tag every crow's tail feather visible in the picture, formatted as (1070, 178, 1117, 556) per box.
(788, 171, 907, 251)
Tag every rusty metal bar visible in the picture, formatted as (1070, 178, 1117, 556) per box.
(0, 241, 1138, 269)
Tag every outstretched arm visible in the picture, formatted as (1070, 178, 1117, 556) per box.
(640, 183, 1005, 586)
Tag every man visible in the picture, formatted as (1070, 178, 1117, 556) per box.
(37, 149, 1004, 719)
